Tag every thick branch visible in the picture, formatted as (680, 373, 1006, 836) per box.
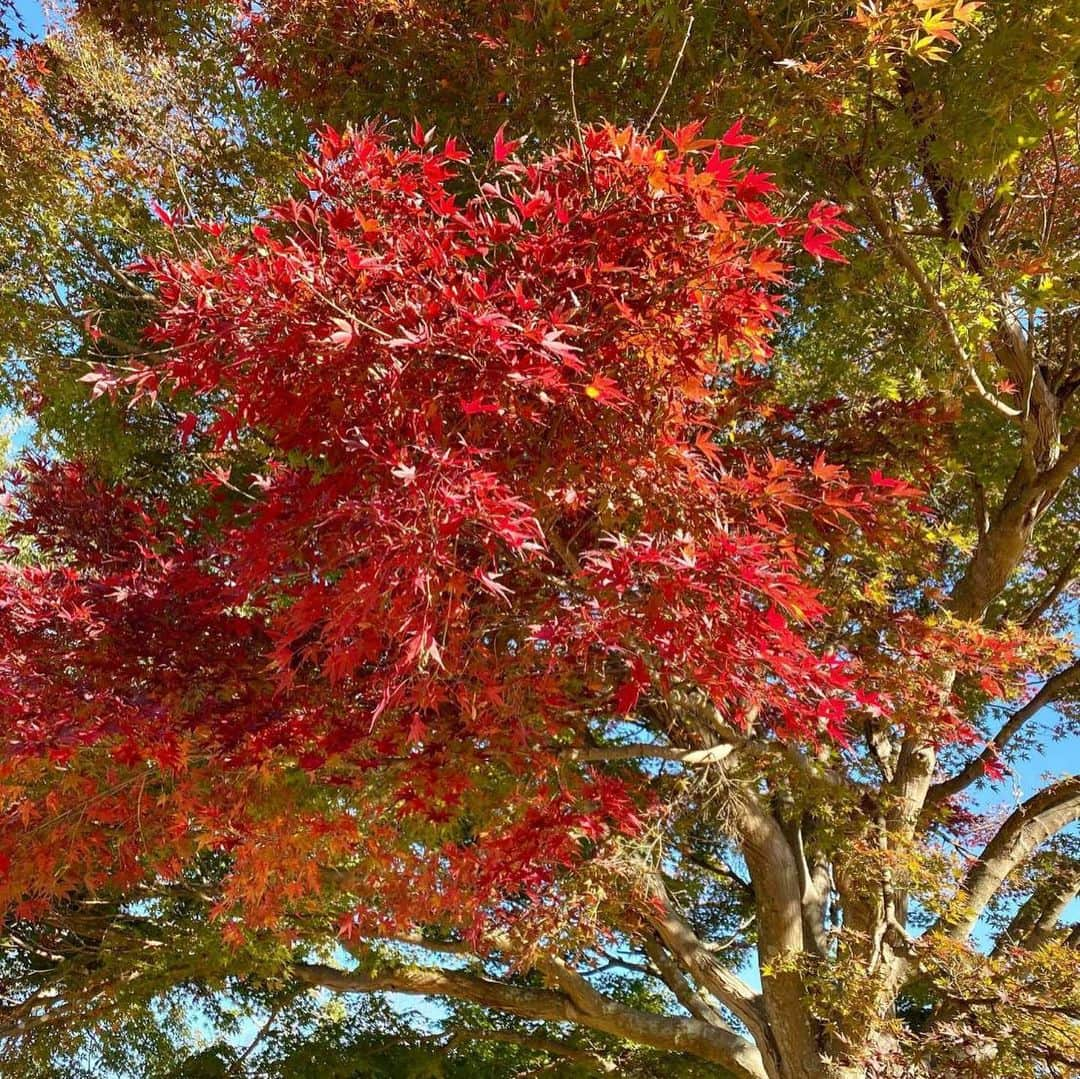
(640, 934, 725, 1027)
(949, 435, 1080, 621)
(935, 775, 1080, 940)
(644, 877, 770, 1056)
(994, 864, 1080, 956)
(729, 796, 823, 1079)
(291, 961, 769, 1079)
(649, 696, 823, 1077)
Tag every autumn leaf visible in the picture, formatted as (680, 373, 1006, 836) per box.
(493, 123, 521, 163)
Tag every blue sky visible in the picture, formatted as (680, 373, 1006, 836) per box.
(5, 0, 44, 38)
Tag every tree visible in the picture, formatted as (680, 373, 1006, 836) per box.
(0, 3, 1077, 1078)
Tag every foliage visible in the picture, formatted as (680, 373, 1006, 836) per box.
(0, 3, 1078, 1079)
(0, 121, 911, 933)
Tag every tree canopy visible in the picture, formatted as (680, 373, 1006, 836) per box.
(0, 3, 1077, 1077)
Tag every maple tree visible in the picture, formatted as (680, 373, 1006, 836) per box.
(0, 3, 1078, 1078)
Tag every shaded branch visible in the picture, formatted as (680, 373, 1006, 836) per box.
(1021, 546, 1080, 628)
(445, 1026, 618, 1073)
(640, 933, 727, 1027)
(644, 875, 768, 1047)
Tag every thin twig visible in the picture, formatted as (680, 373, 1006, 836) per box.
(231, 1001, 286, 1075)
(569, 59, 590, 185)
(646, 14, 695, 132)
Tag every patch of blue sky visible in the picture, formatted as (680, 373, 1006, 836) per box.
(0, 409, 32, 454)
(4, 0, 46, 41)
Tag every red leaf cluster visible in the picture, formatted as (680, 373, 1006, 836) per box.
(0, 125, 941, 938)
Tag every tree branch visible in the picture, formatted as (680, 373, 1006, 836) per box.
(728, 797, 823, 1079)
(290, 960, 769, 1079)
(860, 196, 1021, 421)
(564, 744, 736, 766)
(640, 933, 727, 1027)
(644, 875, 769, 1049)
(949, 432, 1080, 622)
(935, 775, 1080, 940)
(928, 659, 1080, 804)
(445, 1027, 618, 1073)
(1021, 546, 1080, 628)
(993, 863, 1080, 956)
